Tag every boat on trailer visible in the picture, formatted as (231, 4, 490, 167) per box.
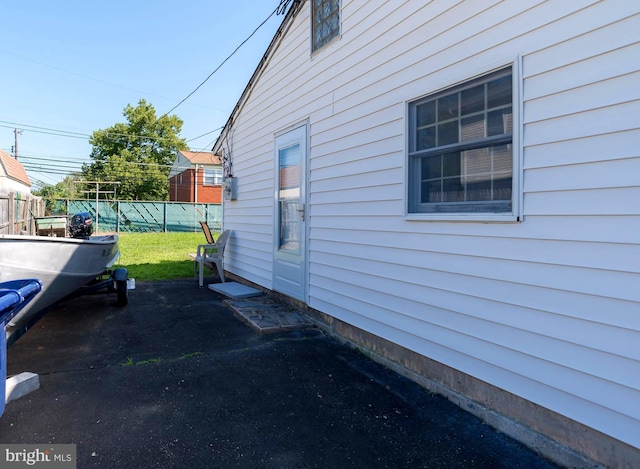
(0, 233, 125, 343)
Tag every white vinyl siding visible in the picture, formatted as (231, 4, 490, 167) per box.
(219, 0, 640, 450)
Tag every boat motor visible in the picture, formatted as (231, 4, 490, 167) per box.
(69, 212, 93, 238)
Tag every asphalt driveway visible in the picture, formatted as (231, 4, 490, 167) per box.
(0, 278, 560, 468)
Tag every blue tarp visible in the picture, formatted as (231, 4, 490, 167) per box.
(0, 279, 42, 416)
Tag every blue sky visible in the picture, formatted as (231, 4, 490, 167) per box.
(0, 0, 287, 187)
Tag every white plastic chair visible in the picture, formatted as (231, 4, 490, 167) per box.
(194, 224, 230, 287)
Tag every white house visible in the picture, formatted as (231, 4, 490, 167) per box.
(0, 149, 31, 193)
(212, 1, 640, 466)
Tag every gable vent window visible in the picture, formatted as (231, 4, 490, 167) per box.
(312, 0, 340, 52)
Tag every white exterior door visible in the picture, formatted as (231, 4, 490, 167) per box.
(273, 124, 307, 301)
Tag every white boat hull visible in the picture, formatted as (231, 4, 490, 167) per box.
(0, 234, 120, 329)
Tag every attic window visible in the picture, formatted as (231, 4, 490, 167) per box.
(312, 0, 340, 52)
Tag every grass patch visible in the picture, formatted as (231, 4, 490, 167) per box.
(136, 358, 163, 365)
(121, 353, 204, 367)
(115, 231, 216, 281)
(121, 357, 163, 366)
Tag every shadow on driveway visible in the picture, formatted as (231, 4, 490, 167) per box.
(1, 279, 560, 468)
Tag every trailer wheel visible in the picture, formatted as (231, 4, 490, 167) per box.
(116, 280, 128, 307)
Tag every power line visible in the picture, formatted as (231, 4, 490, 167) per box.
(186, 127, 223, 143)
(163, 1, 291, 116)
(276, 0, 294, 15)
(21, 163, 83, 173)
(2, 119, 223, 147)
(27, 162, 227, 193)
(8, 135, 222, 185)
(5, 150, 89, 161)
(0, 123, 90, 140)
(0, 49, 228, 115)
(0, 47, 177, 104)
(0, 120, 159, 143)
(17, 141, 222, 181)
(0, 120, 89, 137)
(7, 1, 297, 186)
(3, 1, 297, 170)
(20, 154, 168, 167)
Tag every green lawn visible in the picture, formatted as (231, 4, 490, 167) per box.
(115, 231, 214, 281)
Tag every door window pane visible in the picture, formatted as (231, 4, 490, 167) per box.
(278, 144, 301, 253)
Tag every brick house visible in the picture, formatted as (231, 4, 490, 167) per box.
(168, 150, 222, 203)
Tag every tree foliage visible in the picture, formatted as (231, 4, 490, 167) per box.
(32, 176, 81, 214)
(32, 176, 80, 199)
(81, 99, 188, 200)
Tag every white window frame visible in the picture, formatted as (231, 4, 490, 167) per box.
(203, 168, 223, 186)
(311, 0, 340, 53)
(405, 59, 522, 223)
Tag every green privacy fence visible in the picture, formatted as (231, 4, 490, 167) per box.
(50, 199, 222, 234)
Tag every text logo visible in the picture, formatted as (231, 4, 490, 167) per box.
(0, 445, 76, 468)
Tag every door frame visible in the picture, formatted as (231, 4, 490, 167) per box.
(272, 120, 309, 302)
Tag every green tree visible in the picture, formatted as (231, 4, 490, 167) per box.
(82, 99, 188, 200)
(32, 176, 81, 214)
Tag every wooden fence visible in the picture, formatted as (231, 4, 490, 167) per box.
(0, 189, 44, 235)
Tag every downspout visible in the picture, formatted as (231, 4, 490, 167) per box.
(194, 164, 199, 203)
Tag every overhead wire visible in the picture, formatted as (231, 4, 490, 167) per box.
(186, 127, 223, 143)
(163, 0, 293, 116)
(0, 47, 183, 105)
(0, 123, 90, 140)
(0, 120, 163, 144)
(5, 0, 295, 153)
(2, 118, 220, 147)
(10, 0, 296, 187)
(25, 156, 225, 194)
(17, 134, 224, 189)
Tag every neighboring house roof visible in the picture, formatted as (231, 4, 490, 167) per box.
(0, 149, 31, 187)
(179, 150, 221, 166)
(169, 150, 221, 178)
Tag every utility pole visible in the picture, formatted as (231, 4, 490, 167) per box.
(13, 128, 22, 160)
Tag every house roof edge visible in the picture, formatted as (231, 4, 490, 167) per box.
(212, 0, 305, 154)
